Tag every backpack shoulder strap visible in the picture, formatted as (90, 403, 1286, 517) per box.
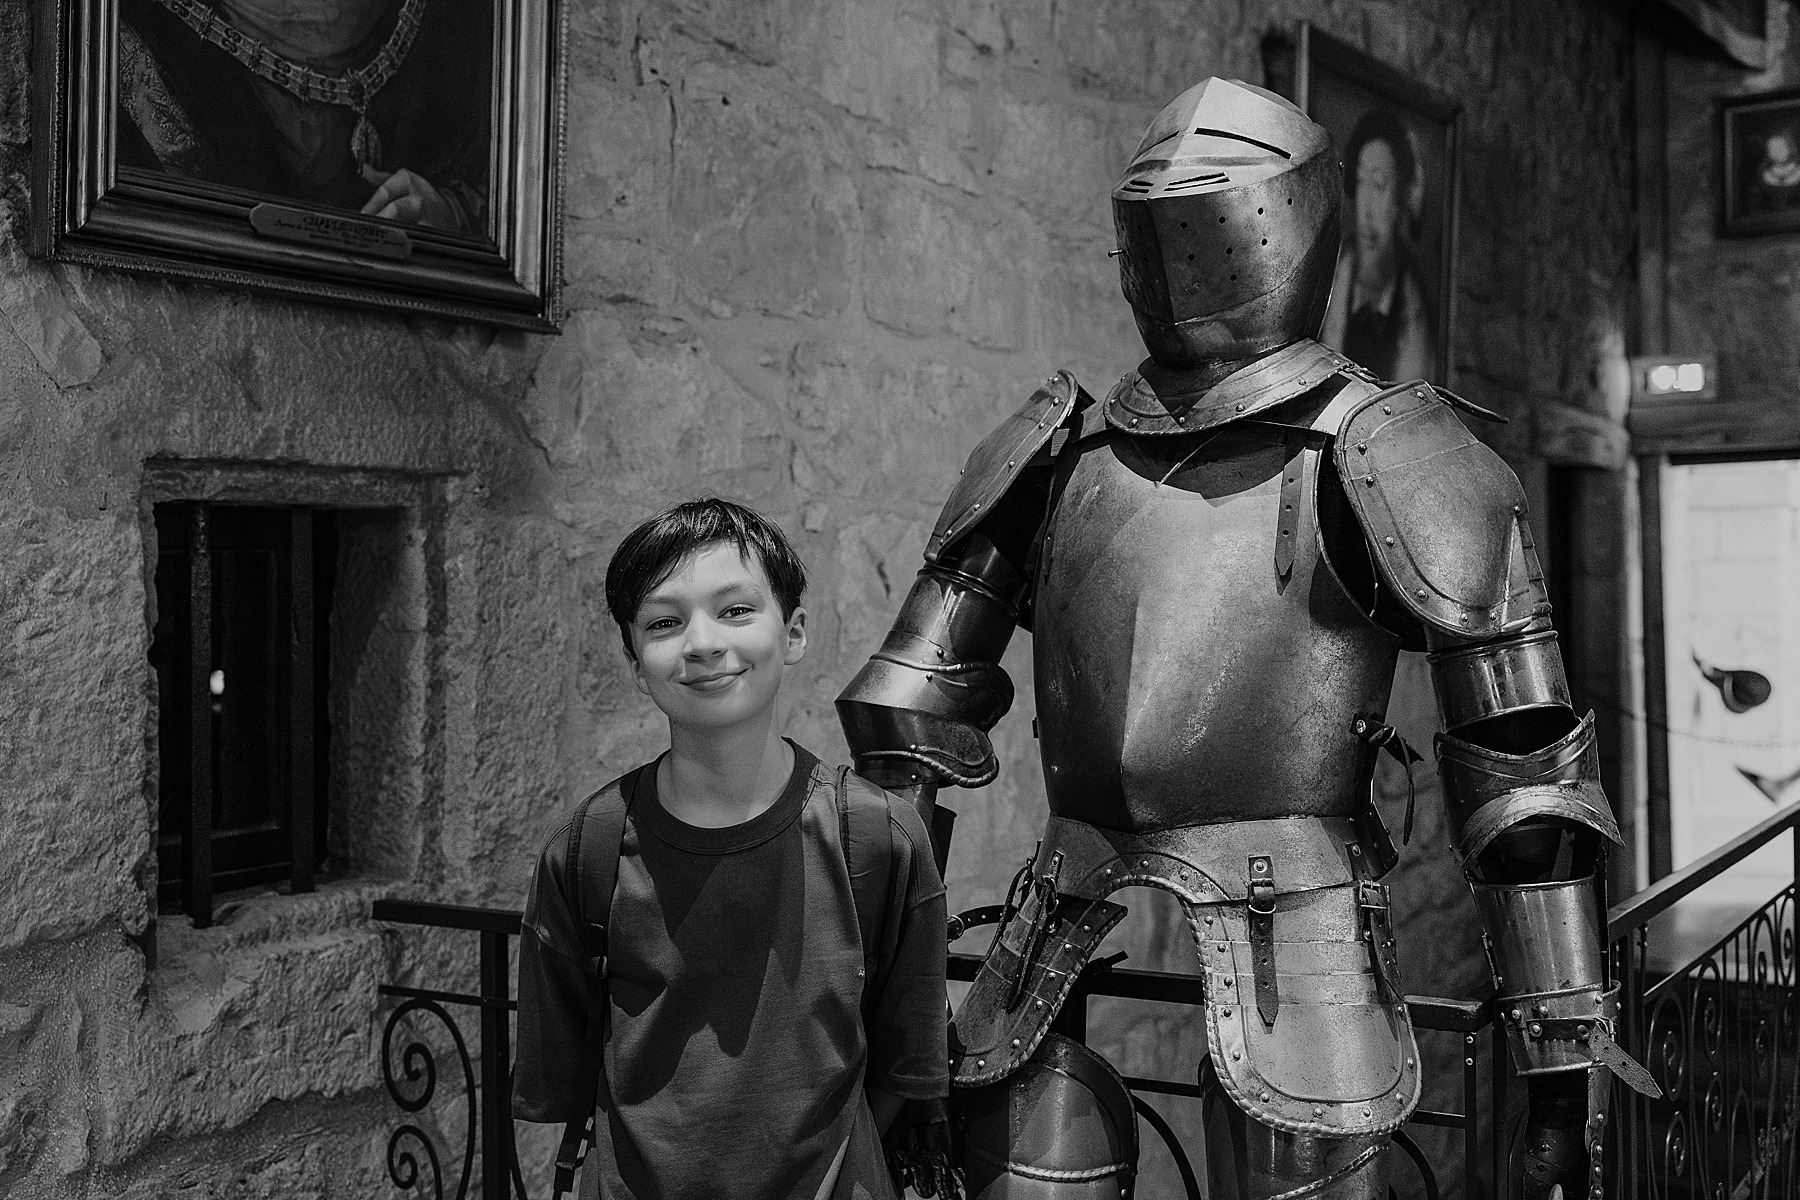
(567, 769, 636, 966)
(553, 767, 638, 1200)
(837, 766, 895, 1008)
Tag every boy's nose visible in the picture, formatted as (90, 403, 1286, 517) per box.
(682, 614, 728, 657)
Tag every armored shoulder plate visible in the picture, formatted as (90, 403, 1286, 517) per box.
(925, 371, 1089, 563)
(1333, 382, 1549, 639)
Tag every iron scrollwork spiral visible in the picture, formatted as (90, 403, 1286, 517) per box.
(1630, 885, 1799, 1198)
(384, 997, 478, 1200)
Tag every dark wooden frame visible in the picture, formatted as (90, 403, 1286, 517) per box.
(1719, 85, 1800, 239)
(1296, 24, 1460, 386)
(30, 0, 567, 331)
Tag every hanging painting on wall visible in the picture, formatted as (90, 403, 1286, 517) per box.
(1298, 25, 1459, 385)
(1721, 86, 1800, 237)
(31, 0, 566, 330)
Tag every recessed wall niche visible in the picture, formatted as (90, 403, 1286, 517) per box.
(140, 461, 445, 929)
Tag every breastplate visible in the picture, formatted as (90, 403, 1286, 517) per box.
(1033, 420, 1399, 831)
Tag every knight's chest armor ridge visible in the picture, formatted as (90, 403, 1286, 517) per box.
(1033, 422, 1399, 831)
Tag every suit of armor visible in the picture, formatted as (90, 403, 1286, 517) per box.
(839, 79, 1655, 1199)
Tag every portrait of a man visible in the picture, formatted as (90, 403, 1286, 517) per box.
(114, 0, 494, 234)
(1320, 109, 1437, 384)
(1301, 28, 1458, 384)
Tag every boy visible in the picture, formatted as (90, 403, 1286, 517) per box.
(513, 498, 950, 1200)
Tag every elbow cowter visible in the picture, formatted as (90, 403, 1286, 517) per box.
(836, 561, 1022, 790)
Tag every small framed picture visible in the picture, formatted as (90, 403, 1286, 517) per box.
(1720, 87, 1800, 237)
(31, 0, 567, 331)
(1298, 25, 1460, 386)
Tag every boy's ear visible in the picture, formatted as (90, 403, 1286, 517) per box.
(783, 605, 808, 666)
(623, 633, 650, 695)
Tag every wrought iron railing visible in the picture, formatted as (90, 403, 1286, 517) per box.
(1606, 797, 1800, 1199)
(374, 899, 523, 1200)
(372, 898, 1504, 1200)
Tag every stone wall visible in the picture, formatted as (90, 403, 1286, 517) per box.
(1662, 1, 1800, 447)
(0, 0, 1639, 1197)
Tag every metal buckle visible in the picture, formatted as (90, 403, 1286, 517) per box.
(1247, 855, 1277, 914)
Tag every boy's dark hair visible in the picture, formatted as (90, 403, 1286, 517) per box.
(605, 498, 808, 659)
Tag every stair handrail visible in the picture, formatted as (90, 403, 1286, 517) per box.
(1607, 794, 1800, 940)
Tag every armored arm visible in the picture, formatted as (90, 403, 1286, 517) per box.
(836, 373, 1088, 816)
(1337, 383, 1653, 1200)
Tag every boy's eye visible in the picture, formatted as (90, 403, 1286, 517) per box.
(721, 604, 755, 619)
(643, 617, 680, 633)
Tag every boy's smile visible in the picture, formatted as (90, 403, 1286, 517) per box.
(630, 541, 807, 730)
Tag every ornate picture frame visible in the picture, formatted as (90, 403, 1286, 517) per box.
(31, 0, 566, 331)
(1720, 86, 1800, 238)
(1298, 25, 1459, 385)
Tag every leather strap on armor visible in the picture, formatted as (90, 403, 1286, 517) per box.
(1248, 855, 1279, 1026)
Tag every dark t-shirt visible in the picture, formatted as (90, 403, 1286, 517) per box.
(514, 744, 948, 1200)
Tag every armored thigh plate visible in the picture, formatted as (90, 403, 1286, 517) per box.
(953, 815, 1421, 1141)
(960, 1033, 1139, 1200)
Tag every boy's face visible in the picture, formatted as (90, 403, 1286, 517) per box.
(629, 541, 807, 732)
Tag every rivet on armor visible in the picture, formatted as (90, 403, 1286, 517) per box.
(1035, 1000, 1045, 1009)
(1313, 1106, 1323, 1117)
(1011, 1039, 1021, 1048)
(1407, 1058, 1415, 1067)
(1350, 845, 1361, 855)
(977, 1059, 986, 1067)
(1595, 1113, 1605, 1124)
(1081, 925, 1090, 932)
(1232, 1050, 1241, 1061)
(1006, 460, 1016, 468)
(1062, 943, 1072, 952)
(1384, 536, 1394, 545)
(1365, 475, 1376, 486)
(1510, 1008, 1522, 1022)
(1415, 588, 1426, 599)
(1529, 1022, 1543, 1037)
(1140, 858, 1150, 867)
(1357, 442, 1367, 453)
(1129, 417, 1140, 427)
(1382, 405, 1392, 414)
(1224, 977, 1233, 987)
(1466, 1057, 1475, 1066)
(1534, 1003, 1548, 1017)
(1104, 867, 1112, 875)
(1260, 1092, 1271, 1102)
(1235, 403, 1244, 412)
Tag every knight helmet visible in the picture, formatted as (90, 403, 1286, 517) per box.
(1111, 77, 1342, 369)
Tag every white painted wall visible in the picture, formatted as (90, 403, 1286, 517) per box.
(1662, 459, 1800, 906)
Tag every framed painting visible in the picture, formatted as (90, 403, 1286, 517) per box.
(32, 0, 566, 331)
(1298, 25, 1459, 385)
(1720, 86, 1800, 237)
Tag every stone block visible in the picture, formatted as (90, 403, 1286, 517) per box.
(860, 180, 1039, 350)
